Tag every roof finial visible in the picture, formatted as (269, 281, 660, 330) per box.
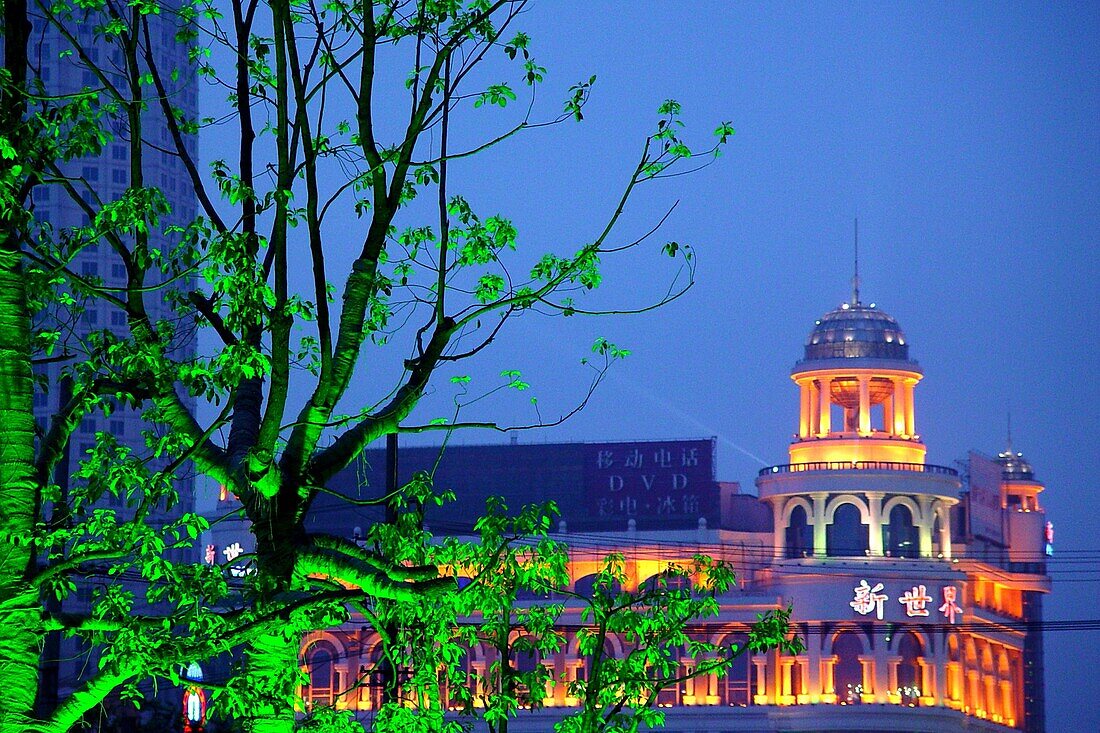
(852, 218, 861, 306)
(1006, 407, 1014, 454)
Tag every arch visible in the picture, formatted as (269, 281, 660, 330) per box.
(831, 630, 865, 704)
(827, 502, 869, 557)
(573, 572, 623, 598)
(785, 504, 812, 559)
(882, 495, 923, 527)
(823, 494, 870, 524)
(882, 502, 919, 558)
(567, 630, 625, 659)
(780, 496, 813, 526)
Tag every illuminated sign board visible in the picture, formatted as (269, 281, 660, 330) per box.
(850, 580, 962, 623)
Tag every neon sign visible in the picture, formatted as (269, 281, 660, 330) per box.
(898, 584, 933, 617)
(850, 580, 889, 619)
(850, 580, 961, 623)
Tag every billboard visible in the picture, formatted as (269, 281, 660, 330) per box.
(583, 439, 716, 524)
(967, 451, 1004, 545)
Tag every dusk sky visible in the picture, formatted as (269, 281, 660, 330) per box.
(196, 2, 1099, 728)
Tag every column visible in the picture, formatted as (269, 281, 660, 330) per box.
(811, 493, 828, 557)
(817, 377, 832, 436)
(858, 375, 871, 435)
(1000, 680, 1013, 724)
(858, 656, 876, 703)
(893, 378, 906, 436)
(773, 497, 786, 560)
(753, 658, 768, 705)
(808, 380, 820, 437)
(798, 380, 811, 438)
(821, 656, 837, 703)
(867, 492, 884, 556)
(874, 645, 891, 703)
(778, 658, 794, 704)
(883, 393, 894, 436)
(917, 496, 934, 558)
(806, 643, 822, 701)
(918, 659, 934, 705)
(904, 380, 916, 437)
(886, 656, 901, 703)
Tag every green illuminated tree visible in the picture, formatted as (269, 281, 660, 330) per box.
(5, 0, 768, 730)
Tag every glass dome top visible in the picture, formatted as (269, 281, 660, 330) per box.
(803, 302, 911, 362)
(996, 449, 1036, 482)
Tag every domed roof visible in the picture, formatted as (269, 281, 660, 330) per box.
(803, 302, 911, 362)
(996, 449, 1036, 482)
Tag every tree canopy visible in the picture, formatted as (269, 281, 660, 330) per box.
(0, 1, 798, 731)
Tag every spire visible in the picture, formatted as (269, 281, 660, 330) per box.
(1006, 408, 1014, 454)
(852, 218, 861, 306)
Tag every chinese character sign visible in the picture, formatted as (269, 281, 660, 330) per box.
(850, 580, 889, 619)
(850, 581, 963, 623)
(899, 585, 933, 617)
(939, 585, 962, 624)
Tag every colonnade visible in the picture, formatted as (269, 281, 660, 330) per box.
(796, 374, 918, 439)
(771, 492, 952, 560)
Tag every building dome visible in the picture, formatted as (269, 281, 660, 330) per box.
(996, 449, 1036, 482)
(803, 303, 910, 362)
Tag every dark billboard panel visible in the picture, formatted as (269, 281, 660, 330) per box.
(583, 439, 716, 523)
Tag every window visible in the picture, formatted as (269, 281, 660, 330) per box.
(82, 166, 99, 182)
(81, 261, 98, 277)
(833, 632, 864, 704)
(304, 642, 341, 707)
(112, 168, 127, 185)
(109, 420, 125, 436)
(785, 505, 812, 558)
(111, 263, 127, 280)
(896, 632, 923, 704)
(722, 633, 753, 706)
(111, 145, 127, 161)
(827, 503, 868, 557)
(79, 418, 95, 434)
(884, 504, 919, 558)
(110, 311, 126, 327)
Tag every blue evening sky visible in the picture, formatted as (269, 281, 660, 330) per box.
(197, 2, 1099, 728)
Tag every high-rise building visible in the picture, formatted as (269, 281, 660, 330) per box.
(214, 289, 1051, 732)
(17, 3, 199, 718)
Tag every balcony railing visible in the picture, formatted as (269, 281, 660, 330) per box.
(759, 461, 958, 477)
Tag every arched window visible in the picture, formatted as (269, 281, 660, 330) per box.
(305, 641, 340, 707)
(896, 632, 923, 704)
(833, 632, 864, 704)
(785, 505, 812, 558)
(827, 503, 868, 557)
(512, 637, 543, 706)
(721, 633, 754, 706)
(884, 504, 919, 558)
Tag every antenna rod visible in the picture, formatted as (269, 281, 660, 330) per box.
(852, 218, 861, 305)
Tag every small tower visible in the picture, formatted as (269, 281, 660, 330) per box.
(758, 281, 959, 561)
(790, 299, 925, 465)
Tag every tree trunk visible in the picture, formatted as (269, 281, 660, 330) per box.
(240, 517, 301, 733)
(242, 628, 302, 733)
(0, 246, 45, 731)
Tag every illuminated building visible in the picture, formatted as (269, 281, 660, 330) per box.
(209, 292, 1051, 732)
